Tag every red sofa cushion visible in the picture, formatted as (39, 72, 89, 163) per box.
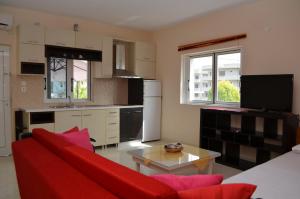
(12, 138, 118, 199)
(32, 128, 74, 155)
(62, 145, 179, 199)
(178, 183, 256, 199)
(31, 129, 178, 199)
(150, 174, 223, 191)
(59, 128, 94, 152)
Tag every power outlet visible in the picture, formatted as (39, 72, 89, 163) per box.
(21, 86, 27, 93)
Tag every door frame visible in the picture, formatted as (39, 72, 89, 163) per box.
(0, 45, 11, 156)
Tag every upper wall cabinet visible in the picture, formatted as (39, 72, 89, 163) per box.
(75, 32, 102, 51)
(19, 43, 45, 63)
(94, 37, 113, 78)
(134, 41, 156, 79)
(17, 24, 46, 75)
(135, 42, 155, 62)
(18, 25, 45, 45)
(45, 29, 75, 47)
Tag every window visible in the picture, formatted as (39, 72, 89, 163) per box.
(45, 57, 91, 102)
(181, 49, 241, 105)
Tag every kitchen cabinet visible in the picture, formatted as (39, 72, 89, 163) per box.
(45, 29, 75, 47)
(55, 111, 82, 132)
(22, 111, 55, 132)
(105, 109, 120, 145)
(82, 110, 106, 146)
(75, 32, 102, 50)
(134, 60, 155, 79)
(94, 37, 113, 78)
(135, 42, 155, 62)
(19, 43, 45, 63)
(28, 124, 55, 132)
(120, 108, 143, 142)
(134, 41, 156, 79)
(17, 25, 46, 75)
(18, 24, 45, 45)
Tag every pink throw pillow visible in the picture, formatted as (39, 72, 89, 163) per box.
(59, 128, 94, 152)
(150, 174, 223, 191)
(61, 126, 80, 134)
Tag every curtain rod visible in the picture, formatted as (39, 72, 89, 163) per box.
(178, 34, 247, 52)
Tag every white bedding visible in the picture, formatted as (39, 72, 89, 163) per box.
(224, 151, 300, 199)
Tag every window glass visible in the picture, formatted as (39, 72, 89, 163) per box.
(47, 57, 67, 99)
(189, 55, 213, 102)
(216, 52, 241, 103)
(72, 60, 89, 100)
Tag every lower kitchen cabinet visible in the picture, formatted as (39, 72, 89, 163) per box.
(54, 111, 82, 132)
(105, 109, 120, 145)
(120, 108, 143, 142)
(82, 110, 106, 146)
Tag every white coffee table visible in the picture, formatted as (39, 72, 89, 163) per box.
(128, 144, 221, 174)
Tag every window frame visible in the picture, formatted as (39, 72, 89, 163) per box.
(44, 58, 92, 103)
(180, 47, 243, 106)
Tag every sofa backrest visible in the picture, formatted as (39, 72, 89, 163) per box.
(32, 130, 179, 199)
(12, 138, 118, 199)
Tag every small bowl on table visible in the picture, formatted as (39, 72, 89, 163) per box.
(164, 143, 183, 153)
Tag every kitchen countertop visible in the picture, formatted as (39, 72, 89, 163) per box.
(21, 105, 144, 113)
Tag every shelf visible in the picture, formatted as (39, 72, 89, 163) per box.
(200, 107, 299, 170)
(216, 157, 256, 171)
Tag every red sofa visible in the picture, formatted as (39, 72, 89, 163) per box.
(12, 130, 179, 199)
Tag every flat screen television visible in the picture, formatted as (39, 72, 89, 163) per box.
(240, 74, 293, 112)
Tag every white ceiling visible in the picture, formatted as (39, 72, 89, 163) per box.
(0, 0, 255, 30)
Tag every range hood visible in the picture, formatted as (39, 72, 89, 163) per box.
(113, 40, 140, 79)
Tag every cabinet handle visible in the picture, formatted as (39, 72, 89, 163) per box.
(109, 112, 117, 114)
(83, 114, 92, 117)
(108, 136, 117, 139)
(109, 122, 117, 125)
(134, 110, 142, 113)
(71, 115, 81, 117)
(29, 40, 38, 44)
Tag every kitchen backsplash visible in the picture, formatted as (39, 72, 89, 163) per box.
(12, 76, 128, 109)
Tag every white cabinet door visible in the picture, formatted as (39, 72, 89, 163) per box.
(55, 111, 82, 132)
(105, 109, 120, 145)
(135, 42, 155, 62)
(76, 32, 102, 50)
(19, 43, 45, 63)
(101, 37, 113, 77)
(82, 110, 106, 146)
(18, 25, 45, 45)
(45, 29, 75, 47)
(29, 123, 55, 132)
(134, 60, 155, 79)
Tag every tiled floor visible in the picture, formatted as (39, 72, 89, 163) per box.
(0, 140, 241, 199)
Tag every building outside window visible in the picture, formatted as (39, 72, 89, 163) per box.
(45, 57, 91, 102)
(181, 49, 241, 105)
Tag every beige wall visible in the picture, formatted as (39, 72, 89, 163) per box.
(154, 0, 300, 146)
(0, 5, 152, 110)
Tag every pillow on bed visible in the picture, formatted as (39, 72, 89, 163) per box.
(59, 128, 93, 152)
(178, 183, 256, 199)
(150, 174, 223, 191)
(292, 144, 300, 153)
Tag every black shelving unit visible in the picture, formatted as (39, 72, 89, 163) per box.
(200, 107, 299, 170)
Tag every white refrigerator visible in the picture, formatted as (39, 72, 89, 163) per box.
(142, 80, 161, 142)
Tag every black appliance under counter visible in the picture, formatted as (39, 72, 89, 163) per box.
(120, 108, 143, 142)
